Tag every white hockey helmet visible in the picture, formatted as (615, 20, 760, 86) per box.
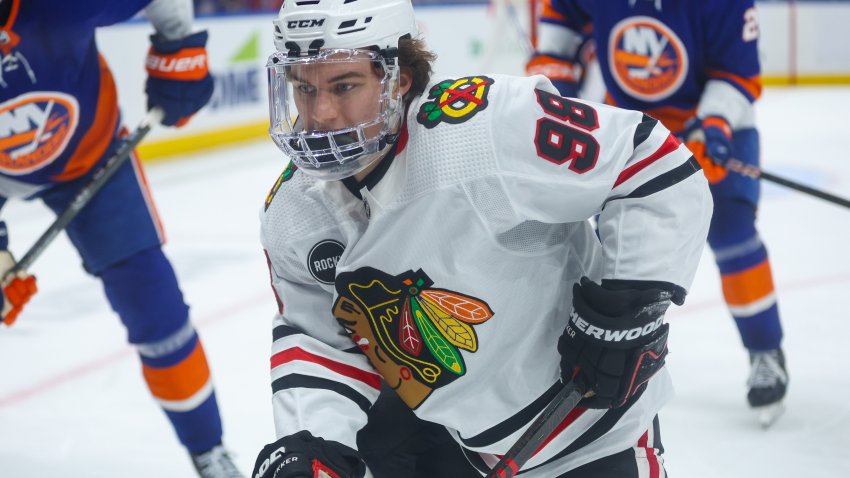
(267, 0, 418, 180)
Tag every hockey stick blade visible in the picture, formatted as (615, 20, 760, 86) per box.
(485, 381, 584, 478)
(725, 158, 850, 210)
(6, 108, 163, 278)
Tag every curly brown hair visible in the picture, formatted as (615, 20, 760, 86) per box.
(399, 36, 436, 106)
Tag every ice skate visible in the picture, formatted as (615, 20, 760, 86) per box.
(191, 444, 244, 478)
(747, 348, 788, 428)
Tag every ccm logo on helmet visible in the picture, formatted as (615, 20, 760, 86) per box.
(567, 310, 663, 342)
(287, 19, 325, 29)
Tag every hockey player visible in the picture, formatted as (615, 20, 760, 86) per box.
(529, 0, 790, 426)
(252, 0, 711, 477)
(0, 0, 242, 475)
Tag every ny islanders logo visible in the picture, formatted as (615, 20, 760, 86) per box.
(0, 92, 79, 175)
(333, 267, 494, 408)
(608, 17, 688, 102)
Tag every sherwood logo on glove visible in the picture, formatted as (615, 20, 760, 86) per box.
(568, 310, 664, 342)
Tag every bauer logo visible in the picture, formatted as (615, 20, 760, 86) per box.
(308, 239, 345, 284)
(0, 92, 79, 175)
(608, 16, 688, 102)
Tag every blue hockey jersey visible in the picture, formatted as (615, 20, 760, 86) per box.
(536, 0, 762, 132)
(0, 0, 151, 196)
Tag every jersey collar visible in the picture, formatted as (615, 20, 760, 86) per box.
(341, 118, 409, 200)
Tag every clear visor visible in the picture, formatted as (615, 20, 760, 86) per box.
(266, 49, 404, 181)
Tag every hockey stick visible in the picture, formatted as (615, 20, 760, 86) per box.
(485, 381, 585, 478)
(5, 108, 163, 277)
(724, 158, 850, 210)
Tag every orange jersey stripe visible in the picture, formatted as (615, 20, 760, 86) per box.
(607, 92, 698, 135)
(52, 55, 119, 182)
(641, 107, 696, 134)
(706, 69, 763, 101)
(142, 340, 211, 402)
(130, 153, 166, 244)
(721, 260, 776, 307)
(526, 55, 579, 82)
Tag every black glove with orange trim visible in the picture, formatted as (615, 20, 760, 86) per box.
(145, 30, 214, 127)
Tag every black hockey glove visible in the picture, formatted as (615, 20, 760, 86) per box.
(252, 431, 366, 478)
(559, 277, 685, 409)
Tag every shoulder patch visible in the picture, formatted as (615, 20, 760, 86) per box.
(308, 239, 345, 284)
(416, 76, 494, 129)
(265, 162, 297, 211)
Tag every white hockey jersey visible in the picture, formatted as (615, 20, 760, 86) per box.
(260, 73, 712, 476)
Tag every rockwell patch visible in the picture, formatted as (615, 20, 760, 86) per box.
(416, 76, 494, 129)
(265, 162, 297, 211)
(307, 239, 344, 284)
(333, 267, 494, 408)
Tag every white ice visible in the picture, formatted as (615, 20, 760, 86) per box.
(1, 87, 849, 477)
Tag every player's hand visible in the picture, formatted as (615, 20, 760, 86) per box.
(145, 30, 214, 127)
(558, 277, 681, 409)
(1, 251, 38, 327)
(526, 54, 581, 98)
(680, 116, 733, 184)
(252, 431, 367, 478)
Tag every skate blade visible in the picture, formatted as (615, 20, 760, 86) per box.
(754, 402, 786, 428)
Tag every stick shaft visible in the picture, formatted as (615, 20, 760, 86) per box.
(760, 170, 850, 209)
(725, 159, 850, 210)
(9, 109, 162, 275)
(486, 381, 583, 478)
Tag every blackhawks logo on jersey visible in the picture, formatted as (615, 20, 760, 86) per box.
(333, 267, 494, 408)
(264, 161, 297, 211)
(416, 76, 493, 129)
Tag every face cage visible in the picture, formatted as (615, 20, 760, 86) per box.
(266, 49, 404, 181)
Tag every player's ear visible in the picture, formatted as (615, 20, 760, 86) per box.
(399, 66, 413, 97)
